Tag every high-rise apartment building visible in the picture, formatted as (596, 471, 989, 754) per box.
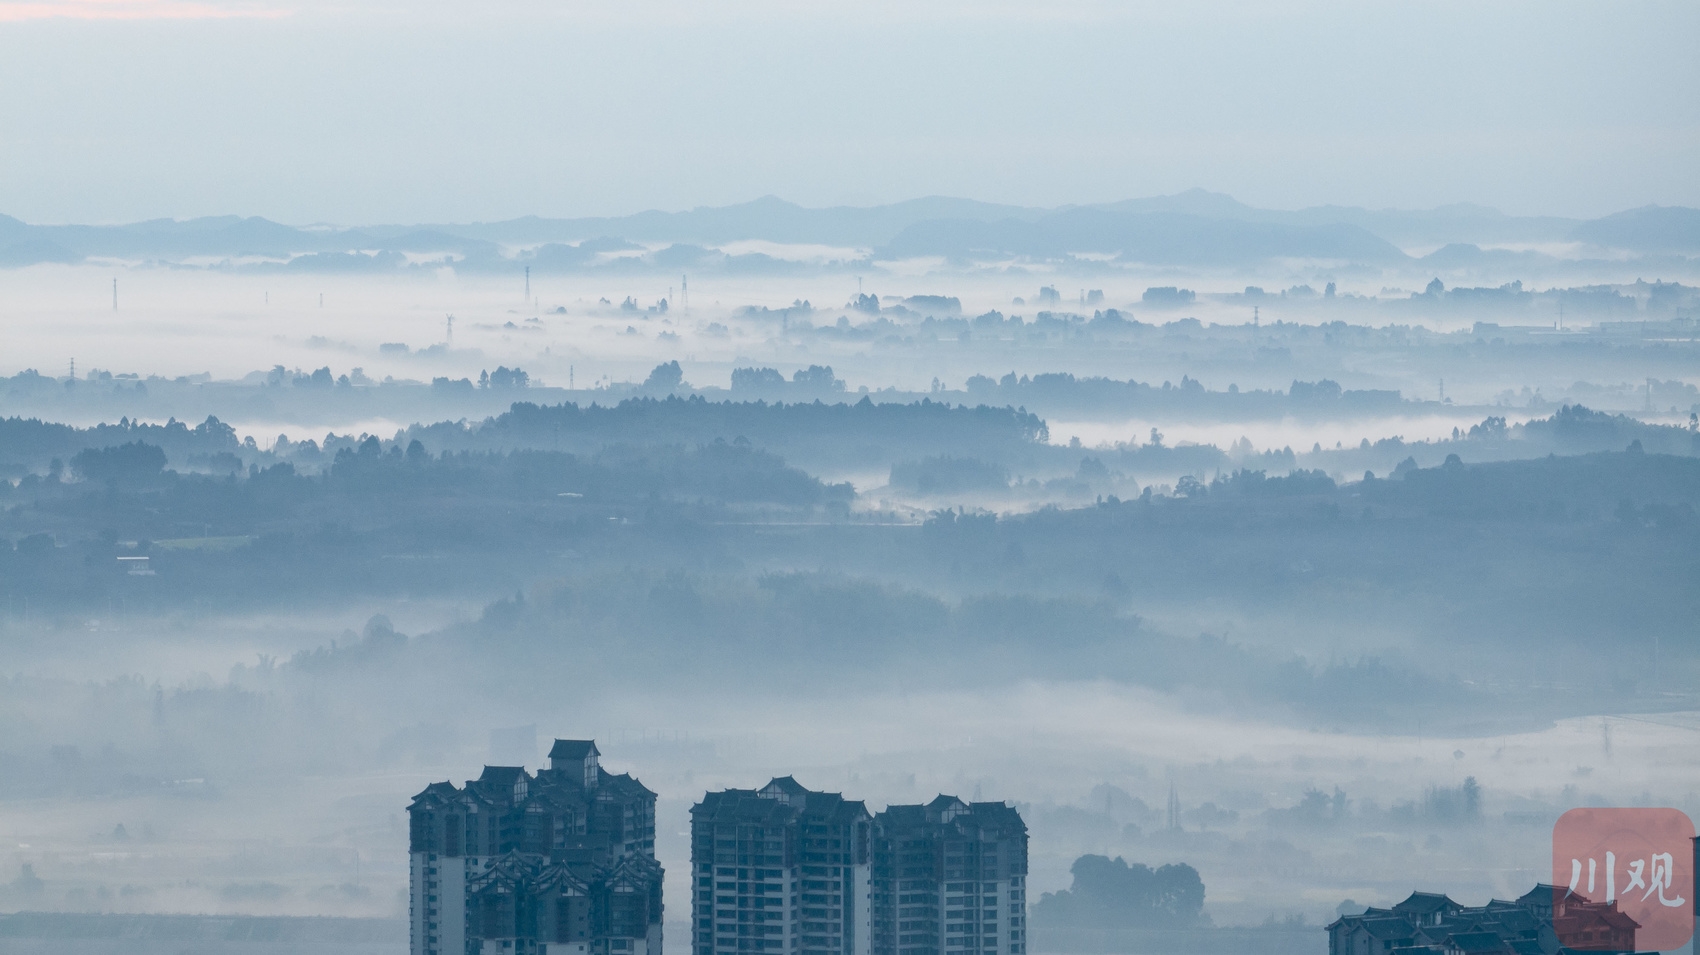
(690, 777, 873, 955)
(870, 796, 1028, 955)
(407, 739, 663, 955)
(689, 781, 1028, 955)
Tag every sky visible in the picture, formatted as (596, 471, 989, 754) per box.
(0, 0, 1696, 224)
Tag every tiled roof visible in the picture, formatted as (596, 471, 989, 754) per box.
(410, 780, 460, 804)
(478, 765, 528, 787)
(1397, 892, 1462, 914)
(1331, 884, 1640, 955)
(549, 739, 600, 760)
(694, 788, 800, 825)
(1445, 930, 1510, 954)
(875, 797, 1024, 834)
(697, 782, 870, 826)
(1516, 886, 1558, 906)
(600, 770, 656, 799)
(1361, 918, 1419, 939)
(762, 776, 811, 796)
(876, 805, 930, 826)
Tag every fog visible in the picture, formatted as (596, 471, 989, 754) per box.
(4, 661, 1696, 931)
(3, 246, 1698, 955)
(3, 3, 1700, 953)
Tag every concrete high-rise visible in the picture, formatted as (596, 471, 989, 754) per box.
(870, 797, 1028, 955)
(690, 777, 873, 955)
(407, 739, 662, 955)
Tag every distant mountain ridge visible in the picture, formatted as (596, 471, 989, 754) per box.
(877, 208, 1408, 265)
(0, 192, 1694, 270)
(1569, 205, 1700, 253)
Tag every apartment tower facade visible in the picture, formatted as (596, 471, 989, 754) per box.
(407, 739, 663, 955)
(690, 777, 874, 955)
(870, 796, 1029, 955)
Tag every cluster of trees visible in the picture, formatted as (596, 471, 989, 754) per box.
(3, 435, 1695, 691)
(9, 402, 1690, 498)
(1032, 855, 1206, 929)
(728, 365, 845, 396)
(431, 366, 532, 393)
(0, 439, 852, 612)
(6, 436, 846, 514)
(262, 568, 1483, 726)
(398, 395, 1052, 473)
(69, 442, 168, 487)
(263, 365, 380, 389)
(1248, 405, 1700, 479)
(1258, 777, 1484, 830)
(1419, 778, 1483, 823)
(0, 415, 242, 479)
(2, 395, 1695, 720)
(956, 372, 1402, 419)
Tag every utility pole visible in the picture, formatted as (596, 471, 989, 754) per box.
(112, 278, 117, 310)
(69, 357, 75, 380)
(446, 314, 454, 345)
(525, 266, 531, 303)
(681, 275, 688, 313)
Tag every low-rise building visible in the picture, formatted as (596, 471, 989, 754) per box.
(1326, 886, 1639, 955)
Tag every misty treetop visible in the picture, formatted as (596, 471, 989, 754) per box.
(0, 439, 852, 611)
(1, 394, 1696, 724)
(397, 395, 1052, 470)
(237, 569, 1481, 729)
(2, 436, 1695, 670)
(69, 441, 169, 488)
(0, 414, 244, 480)
(957, 370, 1402, 420)
(1032, 855, 1207, 930)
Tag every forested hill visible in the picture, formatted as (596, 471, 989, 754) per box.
(2, 445, 1694, 667)
(399, 395, 1052, 470)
